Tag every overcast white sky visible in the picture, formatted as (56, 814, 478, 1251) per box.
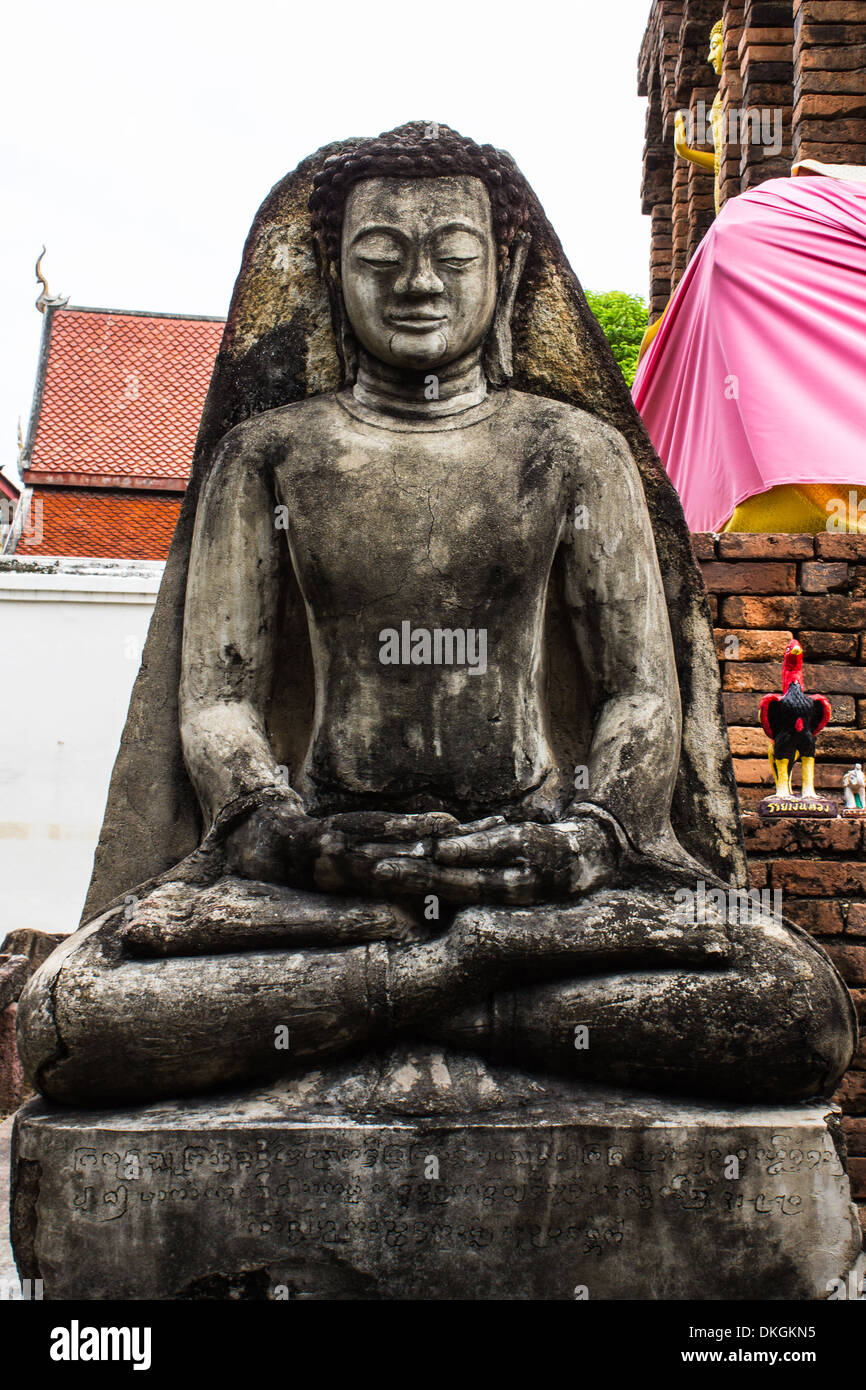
(1, 0, 653, 470)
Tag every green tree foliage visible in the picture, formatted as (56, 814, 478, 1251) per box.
(585, 291, 648, 388)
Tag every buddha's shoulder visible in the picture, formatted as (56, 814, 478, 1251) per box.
(215, 393, 347, 455)
(504, 390, 631, 455)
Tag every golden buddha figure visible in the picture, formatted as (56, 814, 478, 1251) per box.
(674, 19, 724, 216)
(638, 21, 723, 365)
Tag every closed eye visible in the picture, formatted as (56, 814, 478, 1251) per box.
(358, 255, 402, 268)
(438, 255, 479, 268)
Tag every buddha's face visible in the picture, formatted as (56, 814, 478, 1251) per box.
(340, 175, 499, 371)
(708, 26, 723, 75)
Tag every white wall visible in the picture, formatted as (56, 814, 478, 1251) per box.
(0, 558, 162, 936)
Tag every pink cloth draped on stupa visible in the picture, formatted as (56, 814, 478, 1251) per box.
(632, 176, 866, 534)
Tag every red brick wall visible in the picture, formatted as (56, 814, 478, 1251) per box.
(696, 530, 866, 1217)
(696, 530, 866, 808)
(794, 0, 866, 166)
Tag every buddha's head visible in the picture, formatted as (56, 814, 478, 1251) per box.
(708, 20, 723, 76)
(309, 123, 532, 381)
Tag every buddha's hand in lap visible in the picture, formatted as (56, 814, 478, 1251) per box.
(367, 815, 620, 906)
(224, 800, 319, 885)
(224, 802, 464, 891)
(225, 799, 619, 907)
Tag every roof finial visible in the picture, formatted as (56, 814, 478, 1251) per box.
(35, 246, 69, 314)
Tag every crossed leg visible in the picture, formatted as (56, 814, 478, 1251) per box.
(16, 871, 856, 1106)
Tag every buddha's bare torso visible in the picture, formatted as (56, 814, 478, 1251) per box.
(274, 388, 577, 816)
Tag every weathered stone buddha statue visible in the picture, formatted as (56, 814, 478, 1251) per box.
(17, 123, 855, 1111)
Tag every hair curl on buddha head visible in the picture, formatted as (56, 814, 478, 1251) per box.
(308, 121, 532, 270)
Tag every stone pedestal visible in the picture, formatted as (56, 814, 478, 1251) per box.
(10, 1048, 865, 1300)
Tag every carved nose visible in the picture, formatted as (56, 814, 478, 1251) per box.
(396, 257, 444, 297)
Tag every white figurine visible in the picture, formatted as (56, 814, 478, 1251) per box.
(842, 763, 866, 810)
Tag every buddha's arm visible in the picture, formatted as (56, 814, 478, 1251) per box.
(179, 424, 294, 827)
(674, 110, 716, 172)
(178, 424, 450, 895)
(561, 424, 681, 857)
(372, 426, 684, 905)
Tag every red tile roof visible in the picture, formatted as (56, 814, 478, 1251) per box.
(26, 307, 224, 488)
(21, 488, 183, 560)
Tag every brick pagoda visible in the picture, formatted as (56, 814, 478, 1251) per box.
(639, 0, 866, 319)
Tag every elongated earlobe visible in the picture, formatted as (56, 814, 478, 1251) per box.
(484, 233, 530, 385)
(322, 258, 359, 386)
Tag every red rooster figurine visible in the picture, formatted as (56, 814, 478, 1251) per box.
(759, 640, 833, 813)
